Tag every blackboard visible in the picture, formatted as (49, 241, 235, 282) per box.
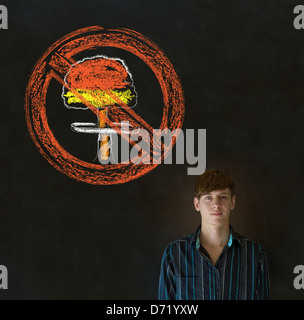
(0, 0, 303, 300)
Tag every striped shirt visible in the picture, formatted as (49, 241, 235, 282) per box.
(158, 226, 270, 300)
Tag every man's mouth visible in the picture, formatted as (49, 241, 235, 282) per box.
(210, 212, 223, 216)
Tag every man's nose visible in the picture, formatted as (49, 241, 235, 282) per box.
(212, 198, 221, 208)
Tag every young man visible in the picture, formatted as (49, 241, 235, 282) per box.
(158, 169, 269, 300)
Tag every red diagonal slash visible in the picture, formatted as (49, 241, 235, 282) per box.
(49, 53, 155, 155)
(48, 53, 162, 156)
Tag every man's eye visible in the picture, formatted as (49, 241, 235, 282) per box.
(220, 196, 228, 200)
(205, 196, 212, 200)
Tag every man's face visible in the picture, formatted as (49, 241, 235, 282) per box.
(193, 188, 236, 228)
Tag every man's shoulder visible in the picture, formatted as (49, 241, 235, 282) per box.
(162, 230, 197, 256)
(232, 231, 268, 256)
(168, 233, 194, 246)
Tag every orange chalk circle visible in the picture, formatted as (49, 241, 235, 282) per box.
(25, 26, 185, 185)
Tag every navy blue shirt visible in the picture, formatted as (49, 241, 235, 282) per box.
(158, 226, 270, 300)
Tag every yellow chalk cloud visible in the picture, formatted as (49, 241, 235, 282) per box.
(64, 89, 136, 108)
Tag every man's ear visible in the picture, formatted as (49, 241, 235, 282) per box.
(231, 195, 236, 210)
(194, 197, 200, 211)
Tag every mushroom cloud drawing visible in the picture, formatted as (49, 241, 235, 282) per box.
(62, 55, 138, 162)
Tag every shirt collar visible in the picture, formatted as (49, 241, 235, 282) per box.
(192, 225, 242, 249)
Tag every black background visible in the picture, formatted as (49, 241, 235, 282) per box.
(0, 0, 303, 300)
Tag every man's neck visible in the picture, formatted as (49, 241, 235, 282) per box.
(199, 223, 230, 248)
